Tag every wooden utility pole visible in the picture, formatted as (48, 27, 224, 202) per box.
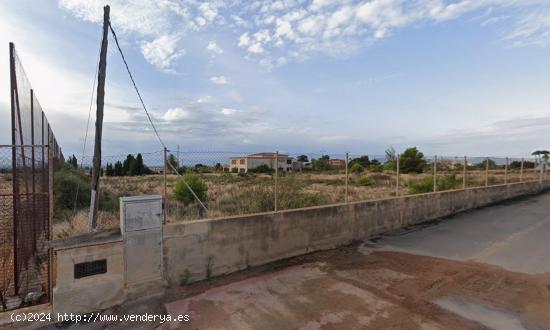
(88, 5, 110, 231)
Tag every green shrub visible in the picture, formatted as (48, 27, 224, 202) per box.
(407, 177, 433, 194)
(368, 173, 391, 183)
(383, 161, 396, 171)
(173, 173, 208, 204)
(437, 174, 462, 191)
(399, 147, 427, 173)
(312, 155, 332, 171)
(350, 163, 364, 174)
(249, 164, 273, 174)
(54, 164, 91, 211)
(369, 164, 384, 173)
(53, 163, 117, 219)
(179, 269, 190, 286)
(216, 177, 329, 215)
(356, 175, 373, 186)
(407, 174, 462, 194)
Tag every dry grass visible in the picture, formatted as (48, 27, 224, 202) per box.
(45, 167, 546, 238)
(52, 210, 119, 239)
(0, 173, 12, 195)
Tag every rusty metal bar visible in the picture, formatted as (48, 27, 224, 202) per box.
(9, 41, 19, 295)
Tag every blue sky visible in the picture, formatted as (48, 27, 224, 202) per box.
(2, 0, 550, 158)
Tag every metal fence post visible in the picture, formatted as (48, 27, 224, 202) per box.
(163, 147, 167, 223)
(275, 151, 279, 211)
(433, 155, 437, 192)
(396, 154, 400, 196)
(463, 156, 467, 189)
(535, 157, 539, 181)
(485, 157, 489, 187)
(30, 89, 37, 252)
(345, 152, 349, 203)
(539, 158, 544, 184)
(520, 158, 524, 182)
(505, 157, 508, 184)
(48, 129, 54, 300)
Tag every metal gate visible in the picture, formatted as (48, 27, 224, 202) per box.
(0, 43, 62, 311)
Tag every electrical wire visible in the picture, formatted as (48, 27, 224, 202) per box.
(108, 23, 208, 213)
(108, 22, 166, 148)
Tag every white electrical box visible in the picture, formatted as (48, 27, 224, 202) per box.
(119, 195, 163, 286)
(120, 195, 162, 233)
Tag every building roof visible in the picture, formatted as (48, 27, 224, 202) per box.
(229, 152, 290, 159)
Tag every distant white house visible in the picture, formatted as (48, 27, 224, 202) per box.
(229, 153, 298, 173)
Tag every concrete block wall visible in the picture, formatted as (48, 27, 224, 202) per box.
(49, 181, 550, 315)
(52, 230, 124, 315)
(163, 181, 550, 285)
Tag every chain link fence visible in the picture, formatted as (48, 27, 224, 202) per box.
(0, 43, 62, 311)
(48, 149, 548, 241)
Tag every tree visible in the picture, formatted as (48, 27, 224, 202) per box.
(136, 153, 144, 175)
(67, 154, 78, 168)
(114, 161, 124, 176)
(173, 173, 208, 205)
(122, 154, 137, 175)
(350, 163, 364, 174)
(532, 150, 550, 160)
(297, 155, 309, 162)
(167, 153, 179, 171)
(385, 147, 396, 163)
(105, 163, 114, 176)
(532, 150, 549, 169)
(399, 147, 427, 173)
(350, 155, 370, 168)
(312, 155, 331, 171)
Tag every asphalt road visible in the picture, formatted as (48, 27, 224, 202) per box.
(153, 193, 550, 329)
(376, 191, 550, 275)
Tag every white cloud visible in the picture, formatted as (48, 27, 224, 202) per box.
(207, 40, 223, 54)
(310, 0, 334, 12)
(238, 32, 250, 47)
(504, 10, 550, 46)
(198, 2, 218, 22)
(210, 76, 229, 85)
(59, 0, 550, 70)
(233, 0, 550, 66)
(221, 107, 239, 115)
(140, 34, 185, 70)
(162, 107, 190, 121)
(248, 43, 265, 54)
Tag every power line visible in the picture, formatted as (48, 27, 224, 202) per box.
(108, 22, 166, 148)
(107, 23, 208, 214)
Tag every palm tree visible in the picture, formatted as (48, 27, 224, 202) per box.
(532, 150, 550, 170)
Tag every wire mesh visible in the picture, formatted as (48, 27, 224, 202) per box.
(0, 44, 62, 311)
(52, 149, 547, 233)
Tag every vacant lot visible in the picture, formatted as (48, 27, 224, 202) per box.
(47, 166, 544, 239)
